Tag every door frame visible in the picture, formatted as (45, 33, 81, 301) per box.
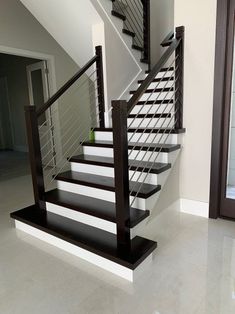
(0, 45, 63, 163)
(209, 0, 234, 218)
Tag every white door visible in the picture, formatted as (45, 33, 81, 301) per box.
(27, 61, 55, 168)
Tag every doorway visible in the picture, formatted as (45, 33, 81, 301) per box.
(0, 53, 52, 181)
(210, 0, 235, 219)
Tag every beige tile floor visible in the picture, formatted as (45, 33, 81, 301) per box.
(1, 174, 235, 313)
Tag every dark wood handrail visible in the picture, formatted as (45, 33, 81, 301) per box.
(161, 30, 174, 47)
(127, 38, 181, 113)
(36, 55, 98, 117)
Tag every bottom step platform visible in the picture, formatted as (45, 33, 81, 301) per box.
(11, 206, 157, 281)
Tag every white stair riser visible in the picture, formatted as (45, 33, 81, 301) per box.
(14, 220, 152, 281)
(127, 117, 174, 128)
(144, 70, 174, 79)
(94, 131, 178, 144)
(83, 146, 169, 163)
(131, 104, 174, 115)
(139, 81, 174, 90)
(46, 202, 145, 239)
(71, 163, 159, 185)
(57, 180, 155, 210)
(139, 91, 174, 101)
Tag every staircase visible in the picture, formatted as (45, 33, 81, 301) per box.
(11, 0, 185, 281)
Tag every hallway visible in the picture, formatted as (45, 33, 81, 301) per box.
(0, 150, 30, 181)
(1, 175, 235, 313)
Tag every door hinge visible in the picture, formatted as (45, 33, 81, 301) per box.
(45, 68, 49, 74)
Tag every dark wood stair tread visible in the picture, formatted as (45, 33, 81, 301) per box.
(94, 127, 186, 134)
(128, 113, 171, 119)
(132, 45, 143, 51)
(130, 87, 174, 95)
(136, 100, 174, 105)
(122, 29, 135, 37)
(82, 140, 181, 153)
(45, 189, 149, 228)
(146, 67, 174, 74)
(138, 77, 174, 84)
(111, 10, 126, 20)
(55, 171, 161, 199)
(11, 206, 157, 270)
(70, 154, 171, 174)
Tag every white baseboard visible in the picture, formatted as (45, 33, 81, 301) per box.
(180, 198, 209, 218)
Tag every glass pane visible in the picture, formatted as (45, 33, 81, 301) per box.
(31, 69, 46, 125)
(226, 43, 235, 199)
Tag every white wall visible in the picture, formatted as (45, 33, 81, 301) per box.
(20, 0, 102, 67)
(151, 0, 174, 66)
(92, 0, 141, 106)
(0, 0, 79, 92)
(175, 0, 217, 203)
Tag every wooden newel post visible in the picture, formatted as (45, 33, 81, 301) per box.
(95, 46, 105, 128)
(142, 0, 151, 70)
(112, 100, 131, 252)
(175, 26, 185, 130)
(25, 106, 45, 210)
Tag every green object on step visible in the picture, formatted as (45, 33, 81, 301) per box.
(89, 130, 95, 142)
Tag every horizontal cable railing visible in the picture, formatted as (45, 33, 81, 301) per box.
(112, 0, 150, 66)
(112, 26, 185, 250)
(25, 46, 105, 209)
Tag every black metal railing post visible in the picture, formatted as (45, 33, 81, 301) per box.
(25, 106, 45, 210)
(175, 26, 185, 129)
(95, 46, 105, 128)
(112, 100, 131, 252)
(142, 0, 151, 69)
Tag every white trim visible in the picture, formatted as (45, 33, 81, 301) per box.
(14, 220, 153, 281)
(0, 44, 63, 165)
(180, 198, 209, 218)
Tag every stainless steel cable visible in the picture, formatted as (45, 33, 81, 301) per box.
(39, 82, 99, 142)
(128, 92, 178, 184)
(114, 0, 143, 46)
(127, 76, 178, 159)
(130, 115, 179, 207)
(38, 70, 97, 131)
(127, 57, 177, 133)
(41, 96, 99, 163)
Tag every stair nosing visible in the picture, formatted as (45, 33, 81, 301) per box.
(70, 154, 171, 175)
(122, 28, 135, 37)
(128, 113, 171, 119)
(138, 77, 174, 84)
(93, 127, 186, 134)
(111, 10, 126, 21)
(130, 87, 174, 95)
(55, 171, 161, 199)
(82, 141, 181, 153)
